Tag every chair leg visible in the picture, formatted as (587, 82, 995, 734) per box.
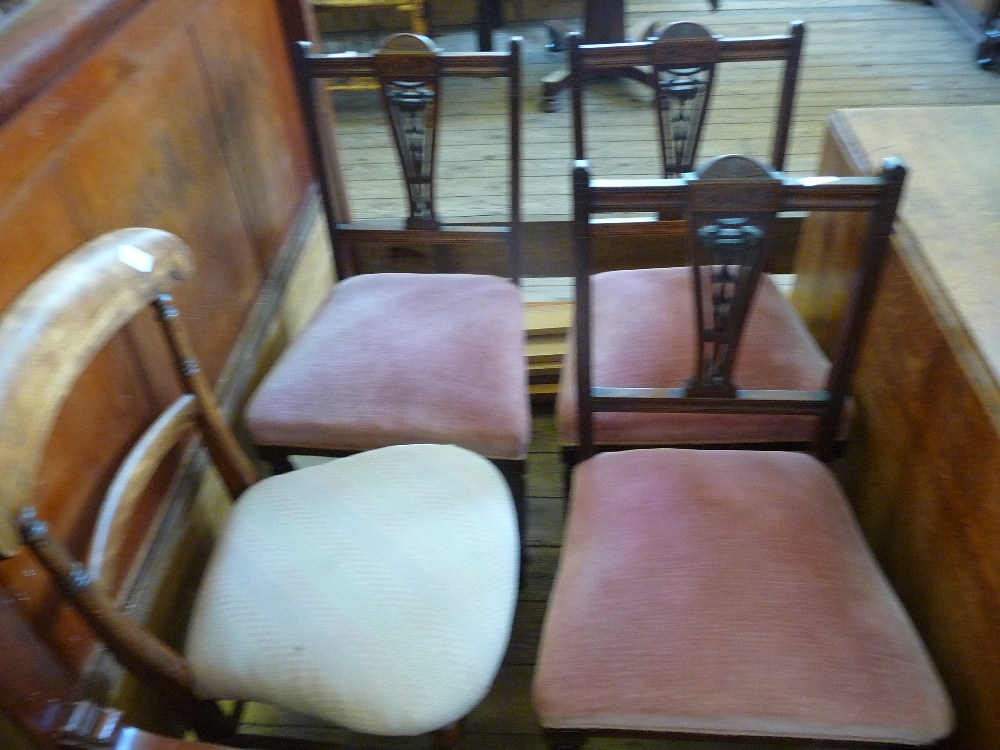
(493, 457, 527, 585)
(544, 728, 585, 749)
(269, 455, 295, 474)
(432, 719, 464, 748)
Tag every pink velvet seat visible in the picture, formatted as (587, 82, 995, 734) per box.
(557, 267, 831, 447)
(246, 272, 530, 460)
(533, 448, 954, 746)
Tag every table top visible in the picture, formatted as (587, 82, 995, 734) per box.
(828, 105, 1000, 395)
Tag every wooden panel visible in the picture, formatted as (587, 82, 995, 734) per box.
(51, 21, 262, 390)
(0, 0, 314, 692)
(191, 0, 312, 269)
(793, 105, 1000, 750)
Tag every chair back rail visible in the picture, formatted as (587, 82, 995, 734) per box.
(572, 155, 906, 461)
(0, 230, 190, 558)
(570, 21, 804, 177)
(0, 229, 259, 741)
(293, 33, 523, 281)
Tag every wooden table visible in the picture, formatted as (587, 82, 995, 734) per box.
(791, 105, 1000, 750)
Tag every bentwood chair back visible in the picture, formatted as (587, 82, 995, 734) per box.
(0, 229, 519, 749)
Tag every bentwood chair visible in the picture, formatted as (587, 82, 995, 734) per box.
(244, 33, 531, 543)
(555, 146, 893, 465)
(533, 155, 954, 750)
(0, 229, 519, 748)
(566, 21, 804, 176)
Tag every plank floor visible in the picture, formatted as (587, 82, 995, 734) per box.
(240, 3, 999, 747)
(324, 0, 1000, 223)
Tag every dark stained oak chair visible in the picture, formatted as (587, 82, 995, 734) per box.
(244, 33, 531, 545)
(0, 229, 519, 749)
(532, 155, 954, 750)
(567, 21, 805, 176)
(555, 146, 898, 465)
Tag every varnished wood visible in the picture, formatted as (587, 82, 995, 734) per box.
(87, 395, 200, 593)
(0, 584, 76, 750)
(792, 104, 1000, 750)
(0, 0, 313, 679)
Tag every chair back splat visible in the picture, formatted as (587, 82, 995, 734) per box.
(0, 229, 520, 749)
(293, 32, 523, 281)
(569, 21, 804, 177)
(565, 154, 906, 462)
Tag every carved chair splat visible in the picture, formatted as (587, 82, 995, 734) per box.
(568, 21, 805, 177)
(556, 151, 902, 466)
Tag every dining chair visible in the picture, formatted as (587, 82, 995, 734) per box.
(556, 144, 894, 466)
(533, 155, 955, 750)
(0, 228, 519, 749)
(244, 33, 531, 544)
(566, 20, 805, 176)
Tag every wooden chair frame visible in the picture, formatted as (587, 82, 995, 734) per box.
(266, 34, 529, 544)
(293, 32, 523, 281)
(0, 229, 474, 749)
(570, 154, 906, 464)
(569, 21, 805, 176)
(309, 0, 429, 91)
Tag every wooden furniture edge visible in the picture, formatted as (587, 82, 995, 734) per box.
(0, 0, 149, 124)
(826, 108, 1000, 435)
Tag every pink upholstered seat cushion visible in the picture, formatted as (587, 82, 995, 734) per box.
(533, 448, 953, 744)
(556, 267, 832, 446)
(245, 273, 531, 460)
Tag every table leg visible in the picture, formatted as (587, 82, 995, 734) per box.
(477, 0, 503, 51)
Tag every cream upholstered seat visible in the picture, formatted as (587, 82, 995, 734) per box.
(534, 448, 953, 745)
(557, 267, 830, 447)
(187, 443, 518, 737)
(0, 228, 518, 748)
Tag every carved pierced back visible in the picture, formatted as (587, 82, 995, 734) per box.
(649, 23, 719, 177)
(374, 34, 443, 229)
(570, 21, 804, 178)
(683, 155, 783, 396)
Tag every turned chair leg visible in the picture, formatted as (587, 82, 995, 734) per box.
(544, 727, 585, 749)
(432, 719, 464, 748)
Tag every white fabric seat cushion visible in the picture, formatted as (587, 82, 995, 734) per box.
(185, 444, 519, 736)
